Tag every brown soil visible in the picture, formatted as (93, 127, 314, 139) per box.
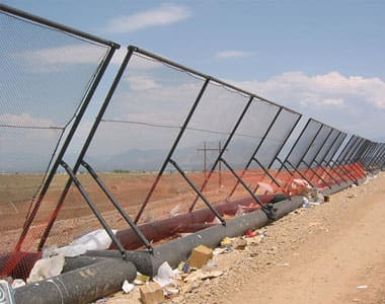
(104, 172, 385, 304)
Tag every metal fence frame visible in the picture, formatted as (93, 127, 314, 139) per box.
(0, 7, 382, 263)
(35, 45, 304, 250)
(0, 4, 120, 254)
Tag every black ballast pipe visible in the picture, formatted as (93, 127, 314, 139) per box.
(86, 196, 304, 276)
(14, 258, 137, 304)
(85, 177, 363, 277)
(14, 177, 363, 303)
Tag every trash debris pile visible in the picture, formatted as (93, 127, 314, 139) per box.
(92, 227, 268, 304)
(7, 177, 335, 303)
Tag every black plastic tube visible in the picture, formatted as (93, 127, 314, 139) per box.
(14, 258, 136, 304)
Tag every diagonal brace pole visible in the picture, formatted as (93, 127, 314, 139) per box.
(79, 160, 153, 252)
(301, 160, 331, 189)
(251, 157, 282, 192)
(59, 161, 127, 259)
(169, 159, 226, 225)
(219, 158, 275, 219)
(311, 159, 340, 185)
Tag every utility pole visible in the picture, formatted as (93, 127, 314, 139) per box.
(197, 141, 227, 186)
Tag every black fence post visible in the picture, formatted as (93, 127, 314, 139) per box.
(188, 96, 255, 212)
(16, 44, 118, 252)
(226, 106, 282, 198)
(37, 46, 134, 250)
(135, 78, 211, 223)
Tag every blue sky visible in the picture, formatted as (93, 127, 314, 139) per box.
(2, 0, 385, 144)
(4, 0, 384, 81)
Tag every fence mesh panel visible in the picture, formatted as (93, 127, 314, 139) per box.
(2, 7, 383, 282)
(300, 124, 332, 168)
(285, 119, 322, 168)
(0, 7, 111, 276)
(44, 52, 206, 245)
(169, 81, 250, 213)
(254, 108, 300, 168)
(336, 135, 358, 162)
(313, 129, 340, 165)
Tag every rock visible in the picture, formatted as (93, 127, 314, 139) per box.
(184, 280, 202, 293)
(164, 286, 179, 296)
(246, 235, 264, 246)
(232, 238, 247, 250)
(184, 269, 223, 283)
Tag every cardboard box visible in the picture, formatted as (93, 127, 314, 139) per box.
(188, 245, 213, 268)
(139, 282, 164, 304)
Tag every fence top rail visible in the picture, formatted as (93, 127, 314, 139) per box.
(129, 45, 301, 116)
(0, 3, 120, 48)
(308, 117, 340, 132)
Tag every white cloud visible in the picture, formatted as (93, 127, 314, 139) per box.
(16, 43, 164, 70)
(126, 75, 161, 91)
(230, 71, 385, 139)
(0, 113, 57, 128)
(233, 71, 385, 109)
(16, 44, 107, 72)
(104, 4, 191, 33)
(215, 50, 252, 59)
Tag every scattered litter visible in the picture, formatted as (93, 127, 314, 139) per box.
(302, 192, 325, 208)
(244, 230, 257, 238)
(139, 282, 164, 304)
(246, 234, 264, 246)
(183, 280, 202, 293)
(235, 205, 247, 216)
(178, 261, 191, 273)
(256, 182, 274, 193)
(164, 285, 179, 297)
(188, 245, 213, 269)
(44, 229, 118, 257)
(285, 178, 312, 196)
(134, 272, 150, 285)
(235, 203, 258, 216)
(232, 238, 247, 250)
(276, 262, 290, 267)
(302, 197, 311, 208)
(27, 254, 65, 283)
(211, 216, 222, 225)
(306, 188, 324, 203)
(153, 262, 180, 288)
(356, 285, 368, 289)
(213, 247, 228, 256)
(11, 279, 26, 289)
(169, 204, 183, 217)
(121, 280, 135, 294)
(184, 269, 223, 283)
(221, 237, 233, 247)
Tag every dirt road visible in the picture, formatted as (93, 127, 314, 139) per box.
(174, 173, 385, 304)
(105, 172, 385, 304)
